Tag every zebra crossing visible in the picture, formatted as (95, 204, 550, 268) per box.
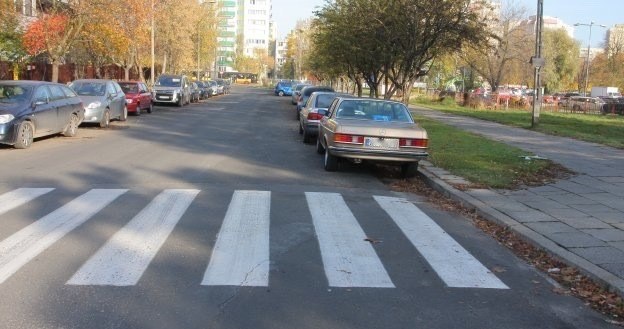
(0, 187, 509, 290)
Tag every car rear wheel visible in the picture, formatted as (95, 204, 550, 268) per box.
(324, 147, 338, 171)
(278, 91, 284, 96)
(100, 110, 110, 128)
(147, 102, 153, 113)
(63, 114, 79, 137)
(120, 106, 128, 121)
(14, 121, 34, 149)
(401, 162, 419, 178)
(316, 136, 324, 154)
(303, 128, 312, 144)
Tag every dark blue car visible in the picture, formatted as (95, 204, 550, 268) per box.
(274, 81, 293, 96)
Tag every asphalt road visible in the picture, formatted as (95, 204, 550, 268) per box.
(0, 85, 617, 329)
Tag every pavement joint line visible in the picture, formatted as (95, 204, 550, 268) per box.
(416, 163, 624, 297)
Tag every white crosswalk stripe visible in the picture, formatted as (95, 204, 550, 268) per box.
(0, 188, 509, 289)
(374, 196, 509, 289)
(202, 190, 271, 286)
(0, 189, 127, 284)
(67, 189, 200, 286)
(0, 188, 54, 216)
(306, 192, 394, 288)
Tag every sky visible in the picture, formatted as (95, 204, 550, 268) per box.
(271, 0, 623, 47)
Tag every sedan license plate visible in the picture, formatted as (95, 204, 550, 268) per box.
(364, 137, 399, 150)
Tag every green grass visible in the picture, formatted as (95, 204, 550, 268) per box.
(414, 115, 552, 188)
(411, 97, 624, 149)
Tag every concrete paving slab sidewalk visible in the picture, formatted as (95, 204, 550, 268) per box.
(411, 106, 624, 295)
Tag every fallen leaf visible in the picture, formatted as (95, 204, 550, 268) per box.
(364, 237, 382, 244)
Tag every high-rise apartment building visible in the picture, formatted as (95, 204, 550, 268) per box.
(214, 0, 272, 74)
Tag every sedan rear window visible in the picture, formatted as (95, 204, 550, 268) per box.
(335, 100, 413, 123)
(315, 94, 337, 108)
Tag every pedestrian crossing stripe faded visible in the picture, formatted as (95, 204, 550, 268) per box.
(0, 188, 509, 289)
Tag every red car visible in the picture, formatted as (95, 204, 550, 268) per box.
(118, 81, 153, 115)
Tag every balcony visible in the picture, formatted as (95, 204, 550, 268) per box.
(219, 0, 236, 7)
(218, 31, 236, 38)
(218, 41, 235, 47)
(218, 11, 235, 19)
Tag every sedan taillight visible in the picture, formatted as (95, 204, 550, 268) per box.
(307, 112, 324, 120)
(334, 133, 364, 145)
(399, 138, 428, 148)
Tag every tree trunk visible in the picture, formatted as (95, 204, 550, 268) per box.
(51, 59, 60, 83)
(124, 66, 131, 81)
(161, 53, 168, 75)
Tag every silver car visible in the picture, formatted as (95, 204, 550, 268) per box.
(153, 74, 191, 106)
(291, 83, 310, 105)
(70, 79, 127, 128)
(317, 97, 428, 177)
(299, 91, 351, 143)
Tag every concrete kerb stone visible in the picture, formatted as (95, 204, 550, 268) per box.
(416, 164, 624, 297)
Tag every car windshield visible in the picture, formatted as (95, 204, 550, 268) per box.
(335, 100, 413, 123)
(0, 85, 32, 104)
(315, 94, 337, 108)
(70, 82, 106, 96)
(118, 83, 138, 93)
(155, 76, 182, 87)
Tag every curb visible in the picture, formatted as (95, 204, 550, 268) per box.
(417, 161, 624, 296)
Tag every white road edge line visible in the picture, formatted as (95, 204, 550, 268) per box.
(306, 192, 394, 288)
(374, 196, 509, 289)
(67, 189, 200, 286)
(202, 190, 271, 286)
(0, 188, 55, 216)
(0, 189, 128, 284)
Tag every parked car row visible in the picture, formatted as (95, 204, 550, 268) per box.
(279, 84, 429, 177)
(0, 76, 230, 149)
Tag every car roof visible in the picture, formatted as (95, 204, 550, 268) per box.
(0, 80, 55, 86)
(72, 79, 115, 83)
(335, 97, 406, 106)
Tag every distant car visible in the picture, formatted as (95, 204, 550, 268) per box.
(317, 97, 428, 177)
(206, 80, 218, 97)
(223, 79, 232, 94)
(190, 82, 201, 103)
(70, 79, 127, 128)
(292, 83, 311, 105)
(296, 86, 334, 119)
(299, 91, 351, 143)
(564, 96, 604, 114)
(152, 74, 191, 107)
(215, 79, 226, 95)
(0, 80, 84, 149)
(195, 81, 210, 99)
(275, 81, 293, 96)
(118, 81, 153, 116)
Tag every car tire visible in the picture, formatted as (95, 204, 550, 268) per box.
(63, 114, 79, 137)
(401, 162, 419, 178)
(100, 110, 110, 128)
(303, 128, 312, 144)
(316, 136, 324, 154)
(14, 121, 34, 149)
(177, 96, 183, 107)
(295, 109, 300, 120)
(278, 91, 284, 96)
(120, 106, 128, 121)
(324, 147, 338, 171)
(298, 122, 303, 134)
(147, 102, 153, 114)
(135, 104, 141, 116)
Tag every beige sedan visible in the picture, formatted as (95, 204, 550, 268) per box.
(316, 97, 428, 177)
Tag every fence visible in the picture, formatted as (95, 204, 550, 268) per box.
(0, 61, 141, 83)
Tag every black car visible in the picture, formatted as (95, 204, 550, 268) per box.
(0, 80, 84, 149)
(296, 86, 335, 119)
(195, 81, 210, 99)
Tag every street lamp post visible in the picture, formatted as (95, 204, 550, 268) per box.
(574, 21, 606, 96)
(150, 0, 155, 85)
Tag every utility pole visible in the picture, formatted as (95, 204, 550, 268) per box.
(530, 0, 544, 128)
(574, 21, 606, 97)
(150, 0, 155, 86)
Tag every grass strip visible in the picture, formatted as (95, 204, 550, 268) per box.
(413, 114, 554, 189)
(411, 97, 624, 149)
